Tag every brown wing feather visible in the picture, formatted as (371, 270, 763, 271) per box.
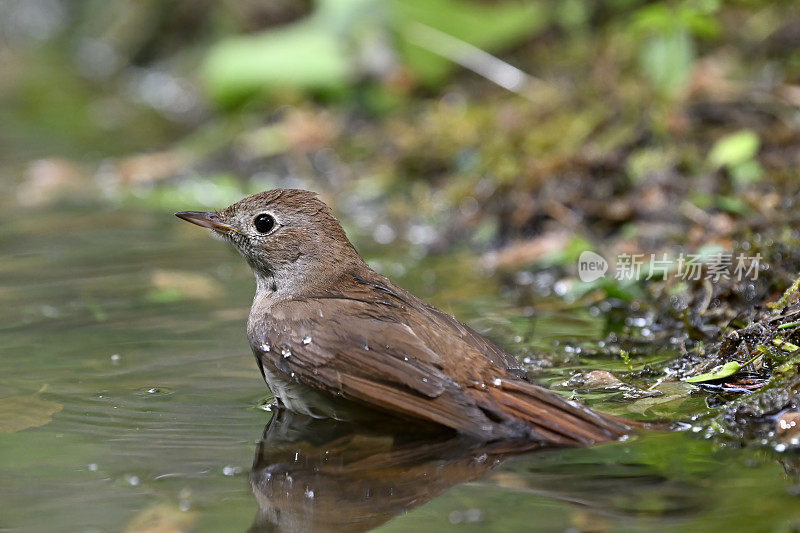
(250, 270, 631, 445)
(258, 299, 526, 441)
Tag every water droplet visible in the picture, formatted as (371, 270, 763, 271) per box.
(261, 343, 271, 352)
(281, 347, 292, 358)
(40, 305, 59, 318)
(305, 488, 315, 499)
(88, 463, 98, 471)
(124, 474, 140, 486)
(464, 509, 484, 523)
(493, 378, 502, 386)
(136, 386, 174, 397)
(403, 357, 408, 361)
(775, 443, 788, 453)
(422, 378, 428, 383)
(110, 354, 120, 364)
(222, 465, 241, 476)
(364, 344, 370, 350)
(294, 452, 299, 461)
(302, 336, 312, 345)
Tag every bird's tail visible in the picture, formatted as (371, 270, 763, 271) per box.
(474, 378, 636, 446)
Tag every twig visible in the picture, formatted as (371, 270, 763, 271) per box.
(404, 22, 541, 97)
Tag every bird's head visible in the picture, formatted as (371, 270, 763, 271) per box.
(176, 189, 361, 294)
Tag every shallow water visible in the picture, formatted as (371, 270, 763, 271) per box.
(2, 203, 800, 532)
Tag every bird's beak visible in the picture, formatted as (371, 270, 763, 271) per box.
(174, 211, 240, 234)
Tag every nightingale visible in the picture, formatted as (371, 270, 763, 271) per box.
(176, 189, 632, 445)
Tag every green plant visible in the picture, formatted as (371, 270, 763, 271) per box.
(630, 0, 721, 97)
(708, 129, 763, 186)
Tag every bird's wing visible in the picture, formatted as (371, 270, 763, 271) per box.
(338, 271, 525, 374)
(255, 297, 522, 440)
(253, 274, 632, 445)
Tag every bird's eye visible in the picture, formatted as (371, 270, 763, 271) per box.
(253, 213, 276, 234)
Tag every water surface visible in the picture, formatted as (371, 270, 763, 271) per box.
(1, 203, 799, 531)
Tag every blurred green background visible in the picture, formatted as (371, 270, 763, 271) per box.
(4, 0, 798, 239)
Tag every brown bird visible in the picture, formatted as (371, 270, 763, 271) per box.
(176, 189, 632, 445)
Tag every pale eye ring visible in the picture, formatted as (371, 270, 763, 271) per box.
(253, 213, 276, 233)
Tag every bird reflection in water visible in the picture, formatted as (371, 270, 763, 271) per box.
(248, 409, 522, 532)
(248, 411, 701, 532)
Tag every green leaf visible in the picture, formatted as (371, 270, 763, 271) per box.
(684, 361, 742, 383)
(203, 21, 352, 104)
(640, 29, 695, 96)
(127, 174, 246, 211)
(708, 129, 760, 169)
(716, 195, 750, 215)
(730, 159, 763, 185)
(773, 338, 800, 352)
(394, 0, 547, 86)
(0, 391, 62, 434)
(776, 354, 800, 374)
(202, 0, 549, 104)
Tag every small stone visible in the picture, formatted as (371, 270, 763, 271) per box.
(775, 411, 800, 445)
(567, 370, 622, 389)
